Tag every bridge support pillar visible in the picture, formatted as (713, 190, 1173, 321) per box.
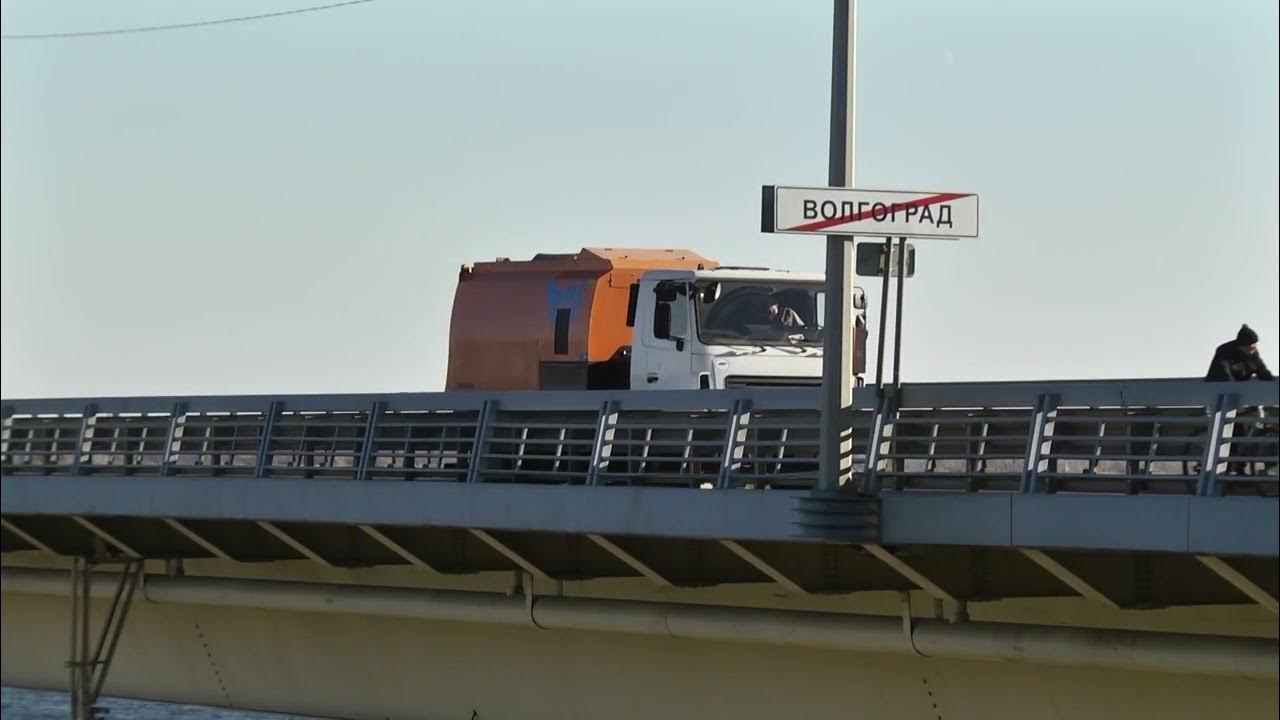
(67, 557, 142, 720)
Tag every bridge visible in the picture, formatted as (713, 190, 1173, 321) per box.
(2, 377, 1277, 719)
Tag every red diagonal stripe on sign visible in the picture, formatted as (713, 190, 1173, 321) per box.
(784, 192, 971, 233)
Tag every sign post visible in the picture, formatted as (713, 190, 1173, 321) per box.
(817, 0, 858, 493)
(874, 238, 891, 391)
(892, 237, 907, 391)
(769, 0, 978, 493)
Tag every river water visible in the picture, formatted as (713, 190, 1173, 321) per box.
(1, 687, 315, 719)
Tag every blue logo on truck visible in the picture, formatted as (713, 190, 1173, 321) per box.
(547, 277, 586, 325)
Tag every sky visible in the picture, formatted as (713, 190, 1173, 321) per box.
(1, 0, 1277, 398)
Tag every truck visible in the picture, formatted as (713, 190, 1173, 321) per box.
(446, 247, 868, 391)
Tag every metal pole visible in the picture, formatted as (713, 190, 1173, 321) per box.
(69, 558, 80, 720)
(892, 237, 907, 391)
(92, 562, 143, 703)
(874, 238, 892, 394)
(80, 560, 91, 720)
(819, 0, 857, 491)
(69, 557, 92, 720)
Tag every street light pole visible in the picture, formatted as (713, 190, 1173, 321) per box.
(819, 0, 857, 491)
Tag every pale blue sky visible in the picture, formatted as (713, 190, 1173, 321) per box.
(2, 0, 1277, 397)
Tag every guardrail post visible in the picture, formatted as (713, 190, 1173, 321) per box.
(586, 400, 619, 486)
(71, 404, 97, 475)
(1, 406, 13, 467)
(466, 400, 497, 484)
(717, 399, 752, 489)
(1020, 393, 1059, 493)
(159, 402, 186, 477)
(357, 400, 385, 481)
(860, 393, 896, 494)
(1198, 393, 1238, 497)
(254, 401, 281, 479)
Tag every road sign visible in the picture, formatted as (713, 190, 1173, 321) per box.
(761, 185, 978, 239)
(856, 241, 914, 278)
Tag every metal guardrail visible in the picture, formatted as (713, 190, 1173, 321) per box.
(2, 379, 1276, 496)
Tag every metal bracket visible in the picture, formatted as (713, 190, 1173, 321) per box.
(466, 400, 497, 484)
(1198, 393, 1239, 496)
(68, 558, 143, 720)
(717, 399, 752, 489)
(1020, 393, 1059, 493)
(586, 400, 619, 486)
(158, 402, 186, 477)
(71, 404, 97, 476)
(860, 393, 895, 494)
(254, 401, 281, 478)
(356, 400, 385, 481)
(523, 571, 545, 630)
(899, 591, 928, 658)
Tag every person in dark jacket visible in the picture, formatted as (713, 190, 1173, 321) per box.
(1205, 325, 1274, 382)
(1203, 325, 1277, 478)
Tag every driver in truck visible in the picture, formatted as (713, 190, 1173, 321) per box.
(767, 293, 806, 329)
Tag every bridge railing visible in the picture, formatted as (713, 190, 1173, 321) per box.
(2, 379, 1276, 496)
(868, 380, 1280, 496)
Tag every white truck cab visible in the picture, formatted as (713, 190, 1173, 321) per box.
(628, 268, 868, 390)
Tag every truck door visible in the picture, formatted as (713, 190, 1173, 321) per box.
(639, 281, 693, 389)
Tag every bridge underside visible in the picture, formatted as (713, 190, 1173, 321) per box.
(4, 467, 1278, 610)
(2, 554, 1278, 720)
(2, 511, 1277, 608)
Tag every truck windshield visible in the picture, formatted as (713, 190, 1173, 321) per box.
(694, 281, 824, 347)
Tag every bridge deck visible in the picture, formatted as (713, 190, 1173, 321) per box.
(3, 378, 1277, 609)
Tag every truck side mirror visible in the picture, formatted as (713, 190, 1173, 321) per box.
(654, 282, 678, 303)
(654, 303, 672, 339)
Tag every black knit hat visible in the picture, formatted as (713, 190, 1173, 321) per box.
(1237, 324, 1259, 345)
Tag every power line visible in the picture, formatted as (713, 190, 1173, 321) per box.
(0, 0, 378, 41)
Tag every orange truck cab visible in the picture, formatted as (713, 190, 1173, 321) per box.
(447, 247, 867, 392)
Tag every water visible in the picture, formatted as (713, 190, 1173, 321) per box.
(1, 688, 314, 719)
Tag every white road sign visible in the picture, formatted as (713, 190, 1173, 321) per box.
(761, 185, 979, 239)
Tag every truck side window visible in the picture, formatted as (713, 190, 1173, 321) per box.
(670, 297, 688, 338)
(554, 308, 571, 355)
(653, 299, 687, 341)
(626, 283, 639, 327)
